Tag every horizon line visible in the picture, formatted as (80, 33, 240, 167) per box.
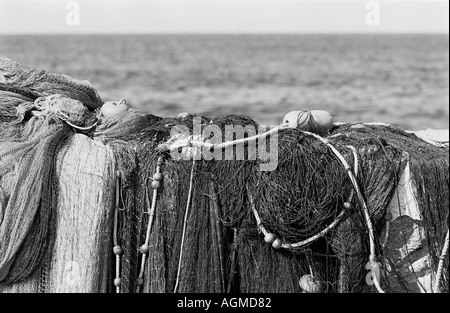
(0, 31, 449, 36)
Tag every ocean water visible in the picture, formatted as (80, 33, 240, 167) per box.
(0, 34, 448, 130)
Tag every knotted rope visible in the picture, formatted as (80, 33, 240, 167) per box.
(136, 156, 165, 292)
(158, 123, 289, 153)
(433, 229, 449, 293)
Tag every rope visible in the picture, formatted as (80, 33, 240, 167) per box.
(215, 124, 289, 149)
(115, 255, 120, 293)
(303, 132, 378, 254)
(113, 170, 121, 293)
(161, 123, 290, 152)
(302, 131, 386, 292)
(210, 181, 226, 291)
(250, 193, 346, 249)
(136, 156, 164, 291)
(382, 207, 391, 248)
(310, 133, 376, 254)
(174, 159, 196, 293)
(55, 109, 98, 130)
(63, 118, 98, 131)
(433, 229, 449, 293)
(347, 145, 359, 178)
(227, 228, 238, 293)
(372, 272, 385, 293)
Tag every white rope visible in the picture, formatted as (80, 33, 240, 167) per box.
(115, 255, 120, 293)
(113, 169, 121, 294)
(304, 131, 377, 258)
(174, 159, 196, 293)
(64, 118, 98, 131)
(56, 110, 99, 131)
(162, 123, 290, 152)
(137, 157, 163, 290)
(284, 211, 346, 248)
(382, 216, 390, 249)
(137, 176, 159, 280)
(433, 229, 449, 293)
(302, 131, 386, 293)
(215, 124, 289, 149)
(347, 145, 359, 178)
(372, 271, 385, 293)
(249, 192, 346, 250)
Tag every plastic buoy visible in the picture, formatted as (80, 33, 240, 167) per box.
(283, 110, 334, 134)
(272, 239, 282, 249)
(264, 233, 276, 244)
(299, 274, 322, 293)
(101, 99, 128, 117)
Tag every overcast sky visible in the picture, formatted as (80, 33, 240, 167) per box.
(0, 0, 448, 34)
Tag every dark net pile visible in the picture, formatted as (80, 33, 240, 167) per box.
(97, 109, 448, 293)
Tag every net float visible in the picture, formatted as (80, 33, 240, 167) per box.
(101, 99, 129, 117)
(136, 277, 144, 286)
(264, 233, 276, 244)
(153, 172, 164, 182)
(113, 245, 123, 255)
(283, 110, 334, 134)
(299, 274, 322, 293)
(151, 180, 162, 189)
(177, 112, 191, 119)
(272, 239, 282, 249)
(140, 244, 150, 254)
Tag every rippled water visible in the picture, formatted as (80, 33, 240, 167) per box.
(0, 34, 448, 130)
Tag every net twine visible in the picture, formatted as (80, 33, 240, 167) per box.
(433, 229, 449, 293)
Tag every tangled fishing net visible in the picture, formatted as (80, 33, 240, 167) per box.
(0, 58, 102, 284)
(0, 58, 448, 293)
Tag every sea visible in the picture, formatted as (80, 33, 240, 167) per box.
(0, 34, 448, 130)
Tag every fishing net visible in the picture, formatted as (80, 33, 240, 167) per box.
(0, 58, 102, 110)
(100, 115, 245, 293)
(101, 110, 447, 293)
(0, 59, 448, 293)
(0, 58, 102, 286)
(0, 112, 72, 284)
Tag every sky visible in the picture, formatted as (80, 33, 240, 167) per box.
(0, 0, 448, 34)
